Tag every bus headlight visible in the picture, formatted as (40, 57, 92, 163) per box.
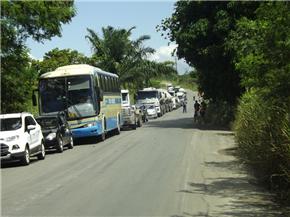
(85, 122, 97, 128)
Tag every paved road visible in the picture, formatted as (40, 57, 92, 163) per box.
(1, 91, 288, 217)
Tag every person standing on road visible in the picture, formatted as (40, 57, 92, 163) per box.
(200, 100, 207, 121)
(182, 100, 187, 113)
(194, 100, 200, 122)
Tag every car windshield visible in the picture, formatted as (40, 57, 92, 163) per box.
(122, 93, 129, 104)
(0, 118, 22, 131)
(137, 91, 158, 100)
(148, 105, 155, 109)
(36, 117, 58, 130)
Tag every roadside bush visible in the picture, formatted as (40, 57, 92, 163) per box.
(234, 90, 290, 202)
(204, 100, 235, 128)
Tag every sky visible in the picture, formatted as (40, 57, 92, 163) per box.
(27, 1, 191, 74)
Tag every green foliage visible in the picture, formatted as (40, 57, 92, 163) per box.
(204, 100, 235, 128)
(228, 2, 290, 100)
(35, 48, 92, 75)
(235, 90, 290, 201)
(159, 1, 260, 104)
(1, 1, 75, 113)
(177, 71, 198, 91)
(231, 2, 290, 200)
(1, 1, 76, 42)
(1, 51, 36, 113)
(86, 26, 178, 90)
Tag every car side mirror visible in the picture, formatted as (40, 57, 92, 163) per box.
(27, 125, 36, 132)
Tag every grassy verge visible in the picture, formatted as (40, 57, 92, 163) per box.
(234, 90, 290, 204)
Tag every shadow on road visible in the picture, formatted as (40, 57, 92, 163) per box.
(175, 147, 290, 217)
(146, 117, 230, 131)
(1, 158, 39, 169)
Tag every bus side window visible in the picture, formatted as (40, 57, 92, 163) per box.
(95, 73, 99, 87)
(102, 75, 107, 92)
(107, 76, 112, 93)
(103, 76, 107, 92)
(99, 74, 104, 90)
(117, 78, 121, 92)
(113, 78, 117, 92)
(110, 77, 114, 93)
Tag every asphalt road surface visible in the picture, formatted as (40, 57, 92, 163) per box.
(1, 91, 288, 217)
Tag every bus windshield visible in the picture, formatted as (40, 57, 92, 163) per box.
(39, 75, 97, 119)
(137, 91, 158, 100)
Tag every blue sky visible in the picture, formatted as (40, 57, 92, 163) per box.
(27, 1, 191, 74)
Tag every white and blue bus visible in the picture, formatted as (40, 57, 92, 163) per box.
(34, 64, 122, 140)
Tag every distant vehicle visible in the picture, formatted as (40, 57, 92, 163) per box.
(176, 91, 186, 104)
(136, 87, 165, 117)
(137, 104, 149, 123)
(121, 90, 142, 129)
(146, 105, 158, 119)
(164, 90, 173, 112)
(168, 90, 178, 109)
(167, 83, 174, 91)
(174, 86, 181, 93)
(36, 113, 73, 153)
(0, 113, 45, 165)
(33, 64, 122, 142)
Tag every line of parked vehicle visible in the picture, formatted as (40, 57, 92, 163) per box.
(0, 84, 187, 166)
(120, 84, 187, 129)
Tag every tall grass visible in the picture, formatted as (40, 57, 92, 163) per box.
(234, 90, 290, 202)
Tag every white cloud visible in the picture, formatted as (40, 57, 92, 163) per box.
(28, 53, 43, 61)
(148, 44, 192, 74)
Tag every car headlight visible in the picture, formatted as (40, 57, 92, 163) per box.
(6, 135, 19, 142)
(46, 133, 56, 140)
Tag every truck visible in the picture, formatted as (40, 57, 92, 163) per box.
(121, 90, 142, 129)
(136, 88, 165, 117)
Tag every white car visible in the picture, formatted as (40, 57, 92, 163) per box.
(146, 105, 158, 119)
(0, 113, 45, 165)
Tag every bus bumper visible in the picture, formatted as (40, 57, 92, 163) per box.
(71, 125, 102, 138)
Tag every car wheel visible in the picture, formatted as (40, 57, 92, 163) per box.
(37, 142, 45, 160)
(137, 118, 142, 127)
(67, 136, 74, 149)
(132, 121, 137, 130)
(100, 130, 106, 141)
(21, 145, 30, 165)
(56, 136, 64, 153)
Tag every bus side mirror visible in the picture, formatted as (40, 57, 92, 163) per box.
(32, 90, 37, 106)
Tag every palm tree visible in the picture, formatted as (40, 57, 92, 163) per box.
(86, 26, 158, 90)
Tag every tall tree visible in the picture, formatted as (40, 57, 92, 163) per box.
(1, 1, 76, 113)
(86, 26, 155, 88)
(35, 48, 92, 75)
(159, 1, 260, 104)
